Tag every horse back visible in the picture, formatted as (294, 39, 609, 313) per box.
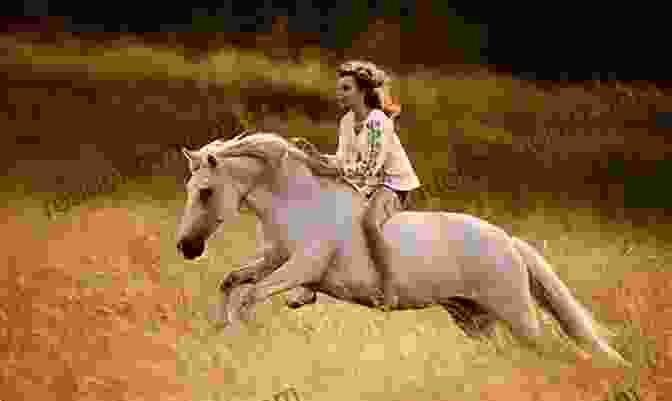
(382, 211, 509, 256)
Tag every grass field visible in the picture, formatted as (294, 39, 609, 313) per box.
(1, 37, 670, 401)
(2, 170, 667, 401)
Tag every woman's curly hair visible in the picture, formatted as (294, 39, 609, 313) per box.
(337, 60, 401, 121)
(336, 60, 388, 89)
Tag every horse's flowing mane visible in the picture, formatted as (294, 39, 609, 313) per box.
(197, 131, 342, 178)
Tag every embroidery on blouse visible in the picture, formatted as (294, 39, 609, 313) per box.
(341, 113, 388, 196)
(363, 118, 384, 176)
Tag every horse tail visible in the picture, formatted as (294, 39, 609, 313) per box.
(511, 236, 630, 367)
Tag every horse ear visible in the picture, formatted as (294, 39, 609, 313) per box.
(182, 148, 201, 170)
(182, 147, 196, 161)
(207, 154, 218, 168)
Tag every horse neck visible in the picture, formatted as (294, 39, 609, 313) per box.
(243, 156, 324, 222)
(243, 158, 374, 274)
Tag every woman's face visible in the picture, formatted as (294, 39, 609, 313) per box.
(336, 75, 364, 111)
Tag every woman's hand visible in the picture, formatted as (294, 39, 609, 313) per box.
(319, 153, 337, 168)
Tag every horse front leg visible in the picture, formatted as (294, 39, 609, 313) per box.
(211, 245, 289, 328)
(233, 239, 333, 322)
(219, 245, 288, 293)
(225, 253, 317, 309)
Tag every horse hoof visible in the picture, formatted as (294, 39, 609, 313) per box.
(285, 291, 317, 309)
(286, 301, 297, 309)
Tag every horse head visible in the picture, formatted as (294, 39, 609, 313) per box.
(176, 132, 294, 259)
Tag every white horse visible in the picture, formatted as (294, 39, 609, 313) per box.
(176, 131, 629, 367)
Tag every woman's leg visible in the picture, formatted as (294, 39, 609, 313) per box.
(362, 186, 402, 309)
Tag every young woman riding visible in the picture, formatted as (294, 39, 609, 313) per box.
(327, 60, 421, 309)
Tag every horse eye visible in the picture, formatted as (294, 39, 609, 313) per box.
(199, 187, 213, 202)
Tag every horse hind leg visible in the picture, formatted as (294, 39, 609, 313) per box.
(464, 238, 548, 356)
(476, 289, 546, 356)
(442, 297, 498, 340)
(442, 295, 547, 360)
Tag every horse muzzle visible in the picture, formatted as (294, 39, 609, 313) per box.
(177, 236, 205, 260)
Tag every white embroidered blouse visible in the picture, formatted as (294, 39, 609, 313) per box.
(326, 109, 421, 198)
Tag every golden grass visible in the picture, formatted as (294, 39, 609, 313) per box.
(1, 168, 663, 401)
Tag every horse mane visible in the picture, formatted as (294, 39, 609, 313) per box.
(198, 131, 343, 179)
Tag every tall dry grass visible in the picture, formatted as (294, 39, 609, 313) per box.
(1, 172, 666, 401)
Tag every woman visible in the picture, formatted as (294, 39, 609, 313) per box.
(327, 60, 421, 309)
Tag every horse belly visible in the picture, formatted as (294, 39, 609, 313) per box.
(386, 212, 526, 305)
(382, 218, 468, 304)
(395, 255, 467, 306)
